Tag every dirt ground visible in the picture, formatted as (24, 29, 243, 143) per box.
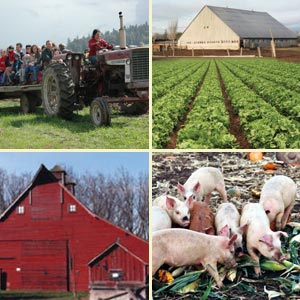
(153, 48, 300, 63)
(152, 152, 300, 300)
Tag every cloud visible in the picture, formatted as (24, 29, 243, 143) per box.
(26, 9, 39, 18)
(136, 0, 149, 24)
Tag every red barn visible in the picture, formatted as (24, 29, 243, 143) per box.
(0, 164, 148, 292)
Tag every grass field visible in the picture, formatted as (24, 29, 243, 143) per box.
(0, 100, 149, 149)
(0, 290, 88, 300)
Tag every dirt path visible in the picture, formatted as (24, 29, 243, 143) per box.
(166, 64, 210, 149)
(216, 63, 252, 149)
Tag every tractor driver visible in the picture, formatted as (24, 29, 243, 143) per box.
(88, 29, 113, 64)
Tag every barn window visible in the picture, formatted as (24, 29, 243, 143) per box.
(69, 204, 76, 212)
(17, 206, 25, 214)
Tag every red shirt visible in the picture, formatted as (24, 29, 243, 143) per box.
(0, 55, 7, 72)
(88, 37, 113, 56)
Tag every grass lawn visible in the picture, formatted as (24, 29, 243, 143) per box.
(0, 290, 88, 300)
(0, 100, 149, 149)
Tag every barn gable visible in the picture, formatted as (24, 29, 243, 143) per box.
(178, 5, 297, 50)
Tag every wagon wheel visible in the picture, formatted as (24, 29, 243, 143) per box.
(90, 97, 111, 126)
(42, 63, 75, 120)
(20, 94, 36, 113)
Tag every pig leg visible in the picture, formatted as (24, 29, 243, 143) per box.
(280, 203, 294, 229)
(275, 212, 284, 230)
(247, 247, 261, 276)
(205, 261, 223, 288)
(215, 182, 227, 202)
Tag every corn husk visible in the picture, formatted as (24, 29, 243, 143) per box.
(177, 279, 200, 293)
(287, 222, 300, 230)
(260, 260, 286, 271)
(289, 233, 300, 244)
(264, 286, 285, 299)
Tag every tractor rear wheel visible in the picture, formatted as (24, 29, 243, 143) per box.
(90, 97, 111, 127)
(42, 63, 75, 120)
(20, 94, 36, 113)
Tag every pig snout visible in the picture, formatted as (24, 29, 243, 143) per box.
(182, 216, 190, 227)
(235, 247, 244, 257)
(273, 251, 285, 262)
(225, 258, 237, 269)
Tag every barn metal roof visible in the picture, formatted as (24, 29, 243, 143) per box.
(208, 6, 297, 39)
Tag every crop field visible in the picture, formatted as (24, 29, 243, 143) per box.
(152, 58, 300, 149)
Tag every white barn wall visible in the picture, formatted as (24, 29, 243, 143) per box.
(178, 6, 240, 50)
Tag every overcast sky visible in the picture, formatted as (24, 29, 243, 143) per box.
(0, 0, 148, 49)
(0, 152, 149, 177)
(153, 0, 300, 34)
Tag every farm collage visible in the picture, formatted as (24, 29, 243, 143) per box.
(0, 0, 300, 299)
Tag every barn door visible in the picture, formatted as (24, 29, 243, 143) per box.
(21, 240, 68, 290)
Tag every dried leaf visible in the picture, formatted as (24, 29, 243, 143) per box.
(226, 268, 237, 282)
(251, 189, 261, 197)
(158, 269, 174, 284)
(262, 163, 280, 171)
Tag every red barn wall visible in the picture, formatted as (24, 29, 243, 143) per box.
(0, 182, 148, 291)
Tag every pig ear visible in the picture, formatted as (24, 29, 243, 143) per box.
(177, 183, 184, 194)
(205, 226, 215, 235)
(193, 182, 201, 193)
(259, 234, 273, 248)
(276, 231, 288, 238)
(228, 234, 238, 247)
(219, 225, 230, 237)
(185, 198, 194, 209)
(238, 224, 248, 235)
(166, 196, 176, 210)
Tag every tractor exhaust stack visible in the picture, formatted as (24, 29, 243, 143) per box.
(119, 12, 126, 49)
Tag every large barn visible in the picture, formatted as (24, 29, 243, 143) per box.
(178, 5, 298, 50)
(0, 164, 148, 294)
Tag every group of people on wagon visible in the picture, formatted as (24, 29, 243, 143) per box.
(0, 41, 69, 85)
(0, 30, 113, 86)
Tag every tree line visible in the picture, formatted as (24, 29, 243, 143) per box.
(67, 23, 149, 53)
(0, 167, 148, 240)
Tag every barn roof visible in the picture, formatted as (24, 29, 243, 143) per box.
(207, 6, 297, 39)
(88, 240, 148, 267)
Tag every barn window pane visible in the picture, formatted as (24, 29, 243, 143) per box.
(69, 204, 76, 212)
(17, 206, 25, 214)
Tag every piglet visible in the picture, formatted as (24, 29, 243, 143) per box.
(152, 195, 193, 227)
(152, 228, 237, 288)
(177, 167, 227, 203)
(189, 201, 215, 235)
(215, 203, 247, 256)
(259, 175, 297, 230)
(152, 206, 171, 232)
(240, 203, 288, 275)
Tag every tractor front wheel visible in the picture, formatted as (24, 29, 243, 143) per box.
(90, 97, 111, 127)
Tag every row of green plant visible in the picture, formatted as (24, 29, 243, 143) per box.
(152, 58, 201, 85)
(221, 59, 300, 121)
(217, 60, 300, 148)
(177, 61, 237, 149)
(152, 61, 210, 148)
(152, 59, 206, 99)
(224, 58, 300, 93)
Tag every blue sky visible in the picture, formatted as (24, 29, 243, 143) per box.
(0, 0, 149, 49)
(0, 152, 149, 177)
(153, 0, 300, 34)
